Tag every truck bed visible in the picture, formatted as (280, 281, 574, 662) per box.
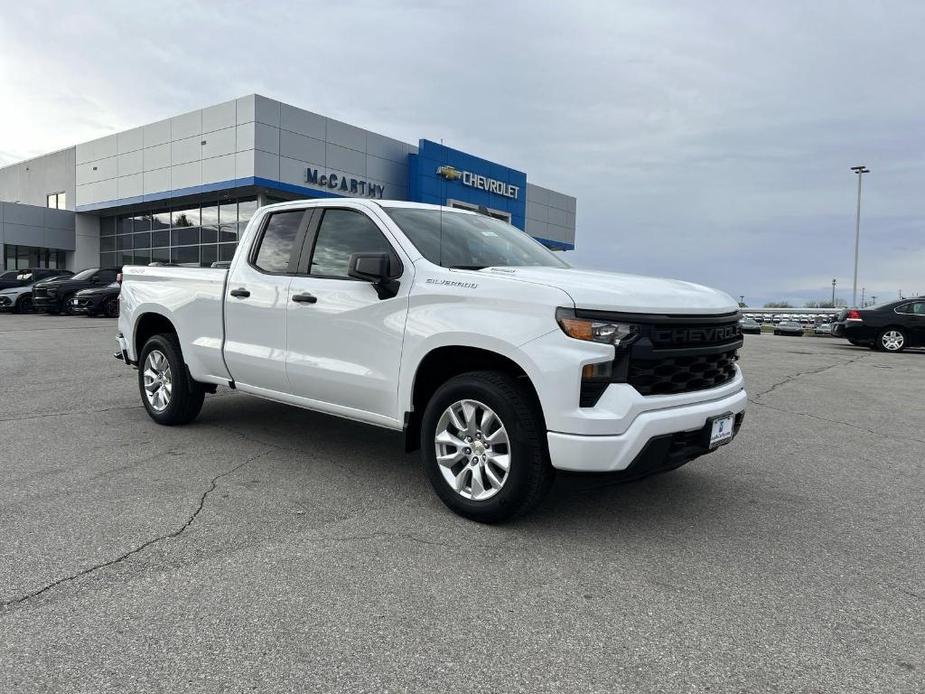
(119, 264, 232, 384)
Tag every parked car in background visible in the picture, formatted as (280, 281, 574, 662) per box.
(32, 268, 120, 314)
(0, 270, 74, 313)
(831, 298, 925, 352)
(0, 270, 22, 289)
(814, 322, 833, 335)
(739, 317, 762, 334)
(774, 320, 804, 336)
(68, 278, 121, 317)
(0, 267, 71, 291)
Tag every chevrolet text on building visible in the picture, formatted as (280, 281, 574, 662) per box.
(305, 168, 385, 198)
(116, 198, 747, 523)
(0, 94, 576, 273)
(436, 165, 520, 199)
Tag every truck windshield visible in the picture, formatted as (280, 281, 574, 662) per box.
(384, 207, 569, 269)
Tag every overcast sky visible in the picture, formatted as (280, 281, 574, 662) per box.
(1, 1, 922, 306)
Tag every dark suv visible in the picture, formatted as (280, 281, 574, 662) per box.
(831, 298, 925, 352)
(32, 268, 121, 315)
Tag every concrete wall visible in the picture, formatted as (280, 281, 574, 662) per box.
(72, 214, 100, 270)
(525, 183, 576, 248)
(0, 201, 76, 269)
(74, 94, 415, 209)
(0, 148, 77, 209)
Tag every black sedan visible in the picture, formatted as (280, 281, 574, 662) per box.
(831, 298, 925, 352)
(68, 282, 121, 317)
(739, 317, 762, 334)
(773, 320, 805, 336)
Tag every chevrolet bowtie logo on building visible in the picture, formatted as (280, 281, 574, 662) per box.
(435, 165, 461, 181)
(436, 164, 520, 199)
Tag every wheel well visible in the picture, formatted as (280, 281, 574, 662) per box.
(134, 313, 177, 359)
(404, 346, 544, 452)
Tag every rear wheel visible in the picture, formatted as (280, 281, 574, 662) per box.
(138, 333, 205, 425)
(878, 328, 907, 352)
(421, 370, 553, 523)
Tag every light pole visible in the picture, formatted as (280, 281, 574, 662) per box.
(831, 278, 837, 307)
(850, 165, 869, 307)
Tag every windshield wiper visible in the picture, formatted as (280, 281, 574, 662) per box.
(448, 265, 487, 270)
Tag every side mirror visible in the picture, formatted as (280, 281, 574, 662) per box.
(348, 252, 390, 283)
(347, 252, 399, 299)
(90, 276, 100, 284)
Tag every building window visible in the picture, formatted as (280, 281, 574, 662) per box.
(46, 192, 67, 210)
(3, 245, 67, 271)
(99, 196, 255, 269)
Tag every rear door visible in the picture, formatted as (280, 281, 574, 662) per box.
(223, 208, 311, 392)
(285, 206, 410, 423)
(898, 301, 925, 345)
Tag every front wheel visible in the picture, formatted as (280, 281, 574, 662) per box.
(13, 296, 32, 314)
(421, 370, 554, 523)
(138, 333, 205, 425)
(878, 328, 907, 352)
(104, 297, 119, 318)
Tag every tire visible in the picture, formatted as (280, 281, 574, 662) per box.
(13, 296, 32, 314)
(877, 327, 907, 353)
(62, 296, 78, 315)
(421, 370, 554, 523)
(138, 333, 205, 425)
(104, 297, 119, 318)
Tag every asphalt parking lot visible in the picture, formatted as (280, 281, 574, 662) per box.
(1, 315, 922, 693)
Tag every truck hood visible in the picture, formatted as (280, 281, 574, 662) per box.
(485, 266, 738, 315)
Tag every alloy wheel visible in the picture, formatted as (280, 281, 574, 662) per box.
(881, 330, 904, 351)
(434, 399, 511, 501)
(143, 349, 173, 412)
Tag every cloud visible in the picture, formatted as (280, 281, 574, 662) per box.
(1, 0, 922, 306)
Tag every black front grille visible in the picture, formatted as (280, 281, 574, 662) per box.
(628, 348, 739, 396)
(573, 310, 743, 404)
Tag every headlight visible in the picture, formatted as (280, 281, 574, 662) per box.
(556, 308, 639, 346)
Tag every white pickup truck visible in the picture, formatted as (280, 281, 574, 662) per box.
(117, 199, 746, 522)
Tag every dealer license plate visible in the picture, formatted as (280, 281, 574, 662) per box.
(708, 414, 735, 449)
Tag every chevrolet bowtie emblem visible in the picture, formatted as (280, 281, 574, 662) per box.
(436, 165, 461, 180)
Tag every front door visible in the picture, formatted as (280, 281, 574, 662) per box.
(285, 207, 409, 424)
(223, 208, 309, 392)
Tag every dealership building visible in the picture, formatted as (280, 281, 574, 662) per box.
(0, 94, 576, 272)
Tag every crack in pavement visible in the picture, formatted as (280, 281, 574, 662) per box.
(749, 353, 869, 401)
(0, 404, 143, 423)
(748, 399, 925, 446)
(0, 449, 272, 612)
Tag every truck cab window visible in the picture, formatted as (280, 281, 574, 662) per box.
(310, 209, 394, 279)
(253, 210, 304, 273)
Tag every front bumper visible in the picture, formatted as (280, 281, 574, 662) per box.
(547, 386, 747, 472)
(31, 296, 58, 311)
(69, 295, 105, 314)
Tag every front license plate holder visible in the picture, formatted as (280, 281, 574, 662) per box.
(705, 413, 735, 450)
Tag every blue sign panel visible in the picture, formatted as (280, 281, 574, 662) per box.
(407, 140, 528, 230)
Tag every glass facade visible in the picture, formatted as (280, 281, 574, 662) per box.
(3, 245, 68, 271)
(99, 197, 258, 268)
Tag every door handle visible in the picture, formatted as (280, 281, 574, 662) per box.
(292, 292, 318, 304)
(229, 288, 250, 298)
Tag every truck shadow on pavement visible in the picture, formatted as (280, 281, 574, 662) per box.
(193, 392, 749, 534)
